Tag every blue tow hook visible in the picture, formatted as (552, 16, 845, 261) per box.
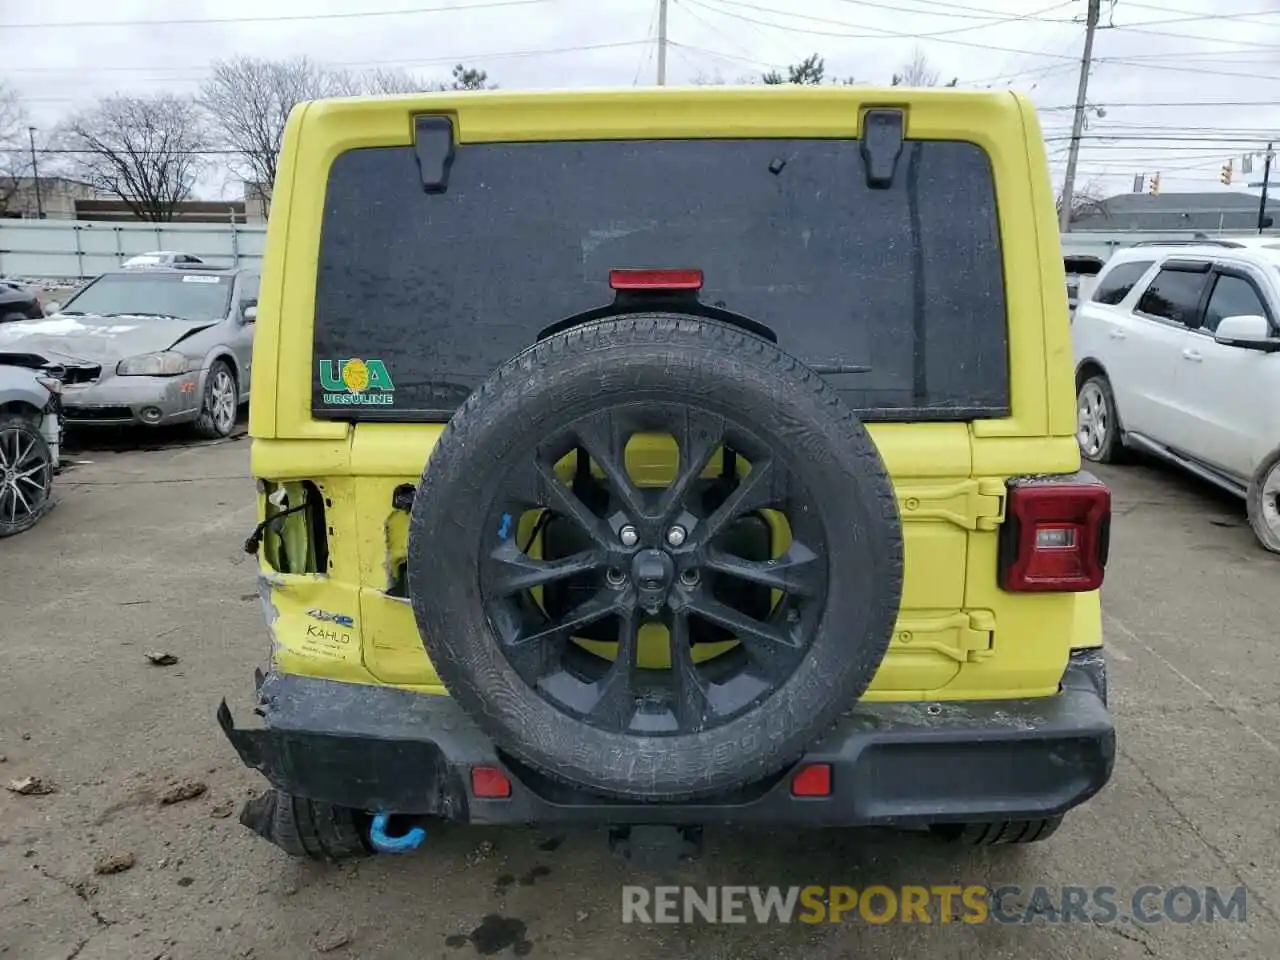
(368, 813, 426, 854)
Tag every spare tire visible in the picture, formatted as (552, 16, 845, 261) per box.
(408, 315, 903, 800)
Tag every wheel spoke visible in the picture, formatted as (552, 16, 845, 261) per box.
(573, 411, 646, 520)
(487, 540, 601, 595)
(512, 588, 619, 647)
(657, 409, 725, 523)
(532, 458, 611, 546)
(699, 458, 776, 543)
(587, 607, 640, 728)
(10, 481, 31, 519)
(668, 612, 712, 732)
(702, 540, 821, 598)
(12, 436, 32, 469)
(687, 591, 799, 650)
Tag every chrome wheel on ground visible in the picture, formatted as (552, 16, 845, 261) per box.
(0, 415, 55, 538)
(195, 360, 238, 439)
(1247, 451, 1280, 554)
(1076, 376, 1121, 464)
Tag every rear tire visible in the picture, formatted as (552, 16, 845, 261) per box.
(0, 414, 55, 538)
(1246, 447, 1280, 555)
(241, 789, 372, 861)
(930, 816, 1063, 846)
(1076, 375, 1123, 464)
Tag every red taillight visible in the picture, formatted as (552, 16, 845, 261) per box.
(1000, 475, 1111, 593)
(471, 766, 512, 799)
(608, 268, 704, 291)
(790, 763, 832, 797)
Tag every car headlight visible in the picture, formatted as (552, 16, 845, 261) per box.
(115, 351, 190, 376)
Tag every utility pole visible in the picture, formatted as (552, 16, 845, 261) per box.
(656, 0, 668, 86)
(1059, 0, 1102, 234)
(27, 126, 44, 220)
(1258, 143, 1273, 234)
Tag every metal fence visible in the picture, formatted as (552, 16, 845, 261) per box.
(2, 217, 1277, 281)
(0, 219, 266, 280)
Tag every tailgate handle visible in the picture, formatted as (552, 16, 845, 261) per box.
(860, 109, 905, 189)
(413, 114, 457, 194)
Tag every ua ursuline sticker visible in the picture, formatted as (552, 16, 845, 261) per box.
(318, 358, 395, 406)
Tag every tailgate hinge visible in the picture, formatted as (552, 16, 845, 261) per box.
(974, 478, 1007, 531)
(962, 610, 996, 662)
(897, 478, 1006, 531)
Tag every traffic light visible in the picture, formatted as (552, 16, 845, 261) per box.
(1221, 159, 1234, 185)
(1147, 172, 1161, 196)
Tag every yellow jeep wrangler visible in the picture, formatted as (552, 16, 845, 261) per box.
(220, 86, 1114, 862)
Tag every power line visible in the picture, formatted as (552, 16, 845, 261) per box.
(1118, 0, 1280, 27)
(665, 39, 784, 70)
(0, 0, 549, 29)
(633, 1, 660, 86)
(8, 39, 651, 78)
(1040, 100, 1280, 110)
(13, 40, 655, 100)
(692, 0, 1077, 42)
(1109, 26, 1280, 51)
(1098, 58, 1280, 82)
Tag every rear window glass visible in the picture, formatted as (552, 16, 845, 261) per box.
(312, 138, 1010, 422)
(1091, 260, 1153, 305)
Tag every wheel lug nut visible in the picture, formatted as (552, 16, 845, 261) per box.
(619, 525, 638, 547)
(606, 568, 627, 587)
(666, 525, 687, 547)
(679, 569, 700, 587)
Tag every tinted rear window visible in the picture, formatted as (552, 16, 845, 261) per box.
(313, 138, 1010, 421)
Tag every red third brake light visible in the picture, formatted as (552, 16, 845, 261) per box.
(1000, 475, 1111, 593)
(609, 268, 704, 292)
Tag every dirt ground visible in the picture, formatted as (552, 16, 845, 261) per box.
(1, 431, 1278, 959)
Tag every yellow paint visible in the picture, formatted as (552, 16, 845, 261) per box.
(247, 86, 1097, 704)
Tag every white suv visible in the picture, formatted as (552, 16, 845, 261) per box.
(1072, 240, 1280, 552)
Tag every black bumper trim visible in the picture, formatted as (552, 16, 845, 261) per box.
(218, 651, 1114, 827)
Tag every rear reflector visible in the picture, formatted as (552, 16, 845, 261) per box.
(999, 474, 1111, 593)
(471, 766, 513, 799)
(609, 268, 703, 291)
(790, 763, 832, 797)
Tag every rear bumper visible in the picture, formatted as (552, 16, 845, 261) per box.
(218, 650, 1114, 827)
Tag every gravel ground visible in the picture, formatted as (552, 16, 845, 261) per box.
(1, 434, 1277, 959)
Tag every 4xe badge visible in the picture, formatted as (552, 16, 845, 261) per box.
(319, 358, 395, 406)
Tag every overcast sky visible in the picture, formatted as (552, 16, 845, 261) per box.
(4, 0, 1279, 201)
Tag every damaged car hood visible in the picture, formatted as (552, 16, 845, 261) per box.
(0, 314, 216, 365)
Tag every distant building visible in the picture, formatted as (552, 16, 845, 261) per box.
(1, 177, 102, 219)
(71, 198, 259, 224)
(1071, 192, 1273, 232)
(242, 182, 270, 223)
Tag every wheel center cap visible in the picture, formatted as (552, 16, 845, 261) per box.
(632, 548, 675, 612)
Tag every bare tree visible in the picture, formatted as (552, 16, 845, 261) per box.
(200, 57, 345, 208)
(0, 82, 31, 214)
(201, 57, 495, 211)
(891, 47, 958, 87)
(60, 94, 208, 222)
(1056, 179, 1108, 224)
